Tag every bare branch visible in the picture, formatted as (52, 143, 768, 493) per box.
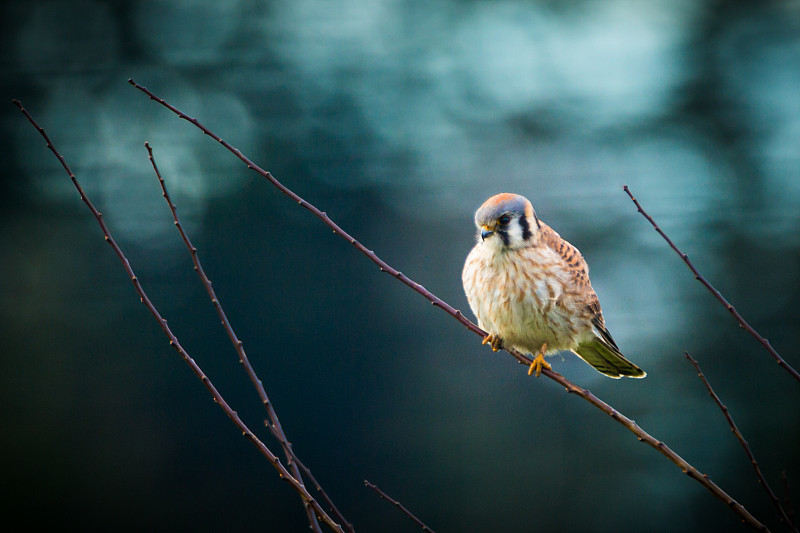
(266, 422, 355, 533)
(364, 481, 436, 533)
(14, 99, 344, 533)
(685, 352, 796, 531)
(144, 142, 327, 533)
(623, 185, 800, 383)
(125, 80, 770, 531)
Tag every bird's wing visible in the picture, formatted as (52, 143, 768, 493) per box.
(539, 223, 592, 290)
(539, 223, 646, 378)
(588, 302, 619, 350)
(540, 223, 605, 324)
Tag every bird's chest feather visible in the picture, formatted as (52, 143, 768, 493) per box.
(463, 244, 580, 350)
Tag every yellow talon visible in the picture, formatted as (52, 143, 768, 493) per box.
(528, 343, 551, 377)
(482, 333, 502, 352)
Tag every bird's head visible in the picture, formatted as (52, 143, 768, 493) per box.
(474, 193, 540, 250)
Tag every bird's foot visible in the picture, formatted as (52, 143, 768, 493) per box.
(528, 343, 551, 377)
(481, 333, 503, 352)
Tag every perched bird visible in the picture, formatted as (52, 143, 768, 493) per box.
(462, 193, 645, 379)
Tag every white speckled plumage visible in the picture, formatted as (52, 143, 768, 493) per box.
(462, 193, 645, 378)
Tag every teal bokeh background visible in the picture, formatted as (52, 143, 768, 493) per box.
(2, 1, 799, 531)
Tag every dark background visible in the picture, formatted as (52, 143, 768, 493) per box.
(2, 1, 799, 531)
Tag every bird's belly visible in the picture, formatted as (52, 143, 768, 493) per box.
(469, 263, 580, 355)
(489, 295, 576, 354)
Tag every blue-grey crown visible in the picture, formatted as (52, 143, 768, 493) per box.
(475, 193, 532, 227)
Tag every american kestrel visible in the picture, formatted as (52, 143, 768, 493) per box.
(462, 193, 645, 379)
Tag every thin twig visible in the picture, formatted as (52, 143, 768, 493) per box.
(14, 99, 345, 533)
(623, 185, 800, 383)
(685, 352, 796, 531)
(144, 142, 327, 533)
(127, 79, 770, 531)
(267, 423, 355, 533)
(364, 481, 437, 533)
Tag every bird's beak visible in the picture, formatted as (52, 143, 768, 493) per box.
(480, 225, 494, 241)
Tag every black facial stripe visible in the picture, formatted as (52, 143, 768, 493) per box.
(497, 229, 510, 246)
(518, 215, 532, 241)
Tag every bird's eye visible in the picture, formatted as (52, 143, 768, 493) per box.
(498, 215, 511, 226)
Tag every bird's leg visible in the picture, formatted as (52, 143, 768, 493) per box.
(481, 333, 504, 352)
(528, 343, 552, 377)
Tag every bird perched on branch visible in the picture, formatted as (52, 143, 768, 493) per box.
(462, 193, 645, 379)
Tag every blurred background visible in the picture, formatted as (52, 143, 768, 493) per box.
(2, 0, 799, 531)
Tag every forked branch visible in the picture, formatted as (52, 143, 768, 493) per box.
(125, 79, 768, 531)
(266, 422, 355, 533)
(14, 99, 345, 533)
(145, 142, 340, 533)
